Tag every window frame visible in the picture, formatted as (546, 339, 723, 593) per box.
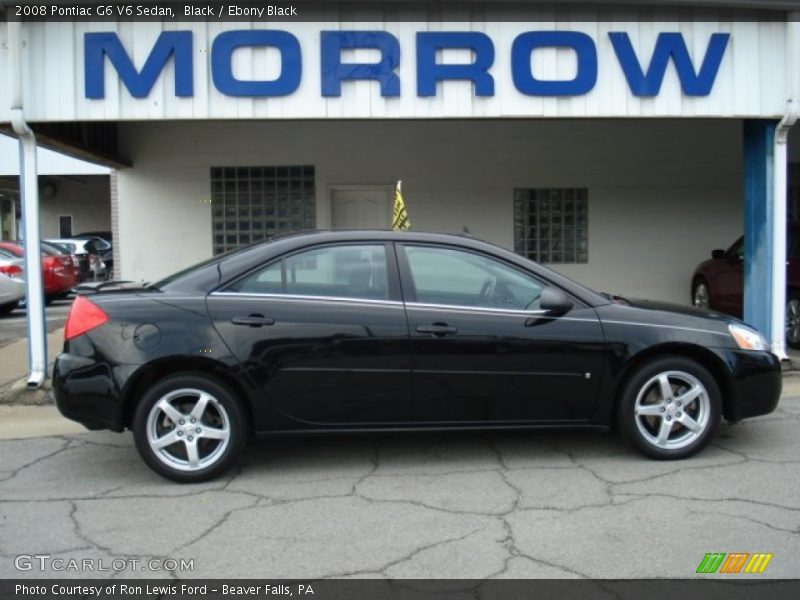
(513, 187, 589, 265)
(217, 241, 403, 303)
(210, 165, 316, 255)
(395, 242, 571, 313)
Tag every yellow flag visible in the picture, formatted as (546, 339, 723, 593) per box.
(392, 180, 410, 231)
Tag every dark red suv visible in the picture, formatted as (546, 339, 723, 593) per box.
(691, 223, 800, 348)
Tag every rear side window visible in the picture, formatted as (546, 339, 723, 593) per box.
(227, 244, 389, 300)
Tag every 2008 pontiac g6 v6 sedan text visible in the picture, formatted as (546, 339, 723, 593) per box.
(53, 231, 781, 482)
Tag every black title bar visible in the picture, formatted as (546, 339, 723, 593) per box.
(0, 1, 790, 22)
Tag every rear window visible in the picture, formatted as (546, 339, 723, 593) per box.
(151, 244, 260, 289)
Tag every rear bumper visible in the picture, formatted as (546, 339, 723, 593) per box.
(53, 352, 127, 431)
(44, 272, 78, 295)
(722, 349, 782, 422)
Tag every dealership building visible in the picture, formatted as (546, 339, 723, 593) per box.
(1, 1, 800, 377)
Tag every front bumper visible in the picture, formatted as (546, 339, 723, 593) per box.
(53, 352, 129, 431)
(722, 349, 782, 422)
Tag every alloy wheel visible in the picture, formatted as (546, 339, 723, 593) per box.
(633, 371, 711, 450)
(145, 388, 231, 472)
(693, 283, 709, 309)
(786, 299, 800, 346)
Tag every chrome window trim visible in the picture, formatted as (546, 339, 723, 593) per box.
(208, 293, 726, 336)
(406, 301, 547, 317)
(404, 302, 599, 322)
(209, 291, 404, 308)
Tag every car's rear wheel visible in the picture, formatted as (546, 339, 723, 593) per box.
(785, 291, 800, 349)
(692, 277, 710, 309)
(617, 356, 721, 459)
(133, 373, 247, 483)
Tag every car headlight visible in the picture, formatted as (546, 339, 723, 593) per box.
(728, 323, 769, 351)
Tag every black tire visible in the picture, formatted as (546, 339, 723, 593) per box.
(133, 373, 247, 483)
(0, 301, 18, 315)
(692, 276, 711, 310)
(617, 356, 721, 460)
(786, 291, 800, 350)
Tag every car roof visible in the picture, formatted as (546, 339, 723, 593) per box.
(48, 238, 85, 246)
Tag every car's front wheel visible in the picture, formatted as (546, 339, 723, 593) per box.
(617, 356, 721, 459)
(785, 291, 800, 349)
(133, 373, 247, 483)
(692, 277, 710, 309)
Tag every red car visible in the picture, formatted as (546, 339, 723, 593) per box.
(691, 223, 800, 349)
(0, 241, 79, 304)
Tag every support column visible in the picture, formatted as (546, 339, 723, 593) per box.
(15, 128, 48, 387)
(742, 119, 778, 345)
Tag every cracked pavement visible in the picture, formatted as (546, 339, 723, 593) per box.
(1, 391, 799, 579)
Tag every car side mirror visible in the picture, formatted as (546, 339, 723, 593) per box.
(538, 287, 573, 316)
(712, 249, 725, 260)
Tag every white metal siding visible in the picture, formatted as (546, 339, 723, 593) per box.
(0, 18, 788, 122)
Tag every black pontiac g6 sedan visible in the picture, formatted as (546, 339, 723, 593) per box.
(54, 231, 782, 482)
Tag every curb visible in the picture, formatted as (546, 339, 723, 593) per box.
(0, 376, 54, 406)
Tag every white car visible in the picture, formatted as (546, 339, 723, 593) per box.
(0, 249, 25, 314)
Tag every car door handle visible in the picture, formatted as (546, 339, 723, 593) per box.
(231, 314, 275, 327)
(416, 323, 458, 336)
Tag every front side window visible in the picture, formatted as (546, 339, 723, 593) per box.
(727, 237, 744, 260)
(228, 244, 389, 300)
(404, 246, 544, 310)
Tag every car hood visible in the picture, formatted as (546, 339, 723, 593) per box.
(595, 294, 745, 344)
(615, 296, 736, 322)
(694, 258, 718, 273)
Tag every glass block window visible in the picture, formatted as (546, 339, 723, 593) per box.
(513, 188, 588, 264)
(210, 166, 316, 255)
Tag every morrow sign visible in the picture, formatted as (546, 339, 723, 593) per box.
(85, 29, 730, 99)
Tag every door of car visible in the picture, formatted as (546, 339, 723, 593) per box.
(713, 237, 744, 316)
(206, 242, 411, 427)
(397, 243, 605, 423)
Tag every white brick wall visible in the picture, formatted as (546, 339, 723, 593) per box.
(116, 118, 742, 304)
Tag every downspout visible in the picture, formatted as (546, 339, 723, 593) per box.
(7, 19, 47, 387)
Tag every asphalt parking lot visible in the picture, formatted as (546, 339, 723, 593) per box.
(1, 388, 799, 579)
(0, 299, 71, 349)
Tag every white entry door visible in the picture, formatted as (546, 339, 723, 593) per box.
(331, 187, 392, 229)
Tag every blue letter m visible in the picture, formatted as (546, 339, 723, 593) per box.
(609, 32, 729, 97)
(85, 31, 193, 99)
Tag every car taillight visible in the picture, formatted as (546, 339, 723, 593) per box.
(0, 265, 22, 278)
(65, 296, 109, 341)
